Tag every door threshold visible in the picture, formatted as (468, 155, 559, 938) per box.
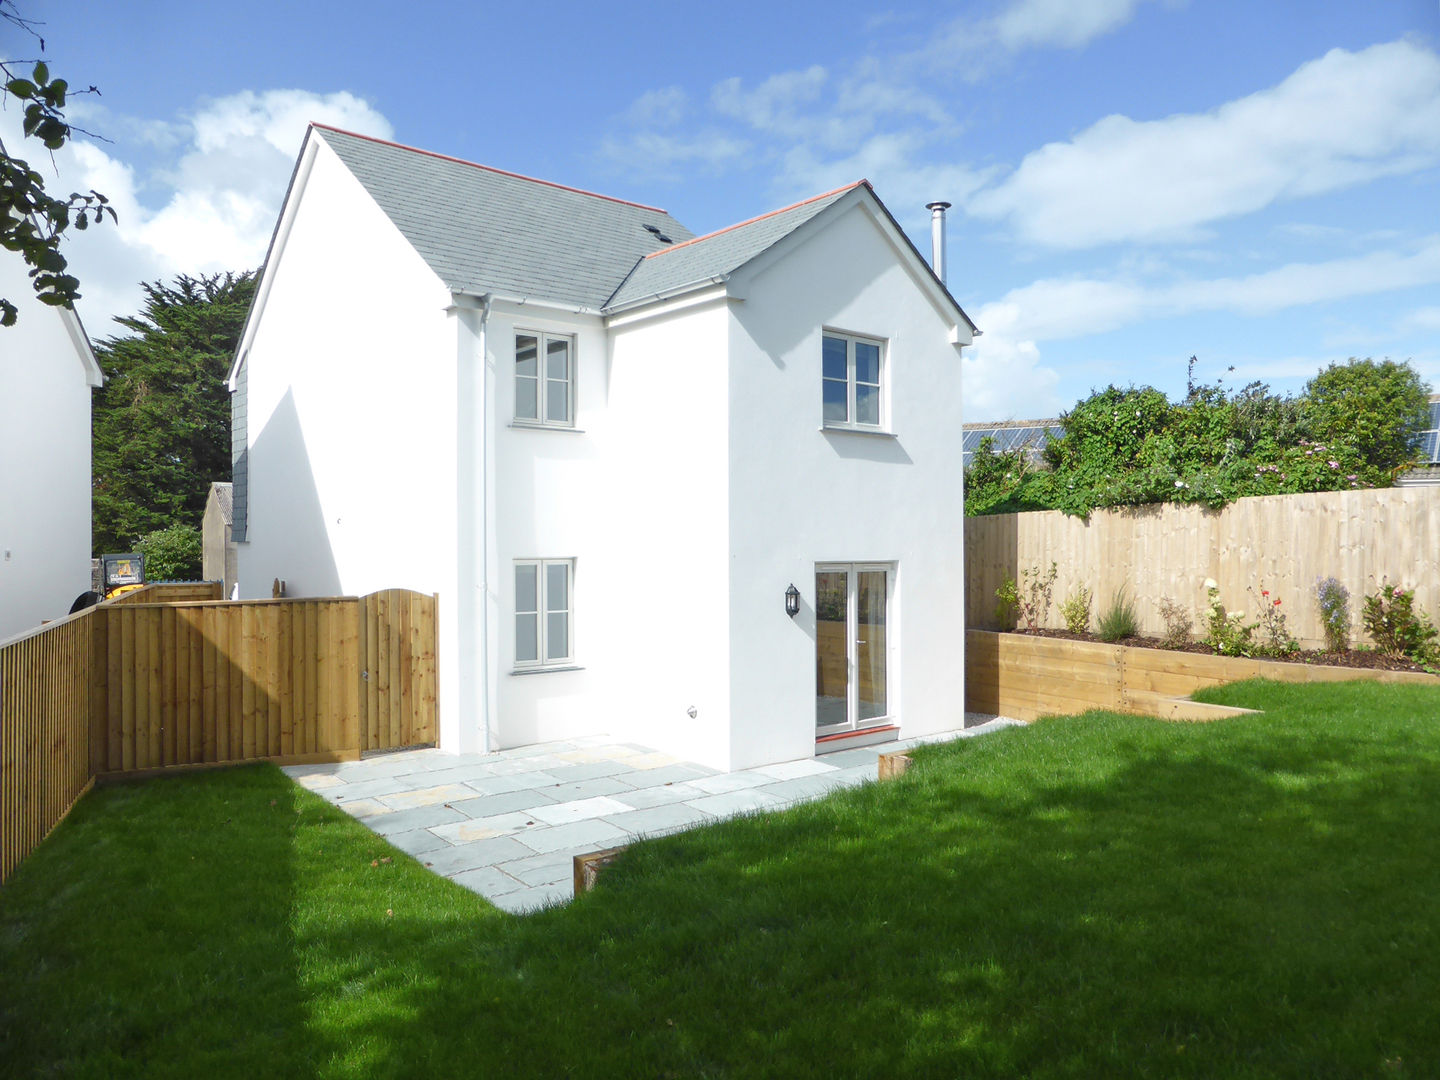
(815, 724, 899, 754)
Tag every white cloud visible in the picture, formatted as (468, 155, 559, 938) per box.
(622, 86, 689, 129)
(992, 0, 1155, 51)
(1, 89, 392, 334)
(968, 40, 1440, 248)
(711, 66, 828, 135)
(962, 309, 1064, 420)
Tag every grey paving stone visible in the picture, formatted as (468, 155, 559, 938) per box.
(408, 752, 501, 770)
(495, 852, 576, 887)
(526, 796, 633, 826)
(419, 835, 534, 875)
(333, 757, 424, 780)
(386, 828, 452, 857)
(430, 811, 545, 844)
(393, 764, 509, 788)
(684, 788, 786, 818)
(757, 774, 850, 804)
(813, 747, 886, 770)
(493, 882, 572, 914)
(451, 865, 526, 897)
(462, 771, 561, 796)
(609, 781, 709, 810)
(604, 802, 716, 838)
(618, 763, 715, 786)
(514, 818, 629, 855)
(753, 758, 838, 781)
(325, 777, 410, 802)
(544, 761, 637, 783)
(686, 770, 774, 795)
(367, 804, 468, 836)
(450, 789, 557, 818)
(538, 775, 637, 801)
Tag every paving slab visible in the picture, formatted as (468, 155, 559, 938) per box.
(526, 796, 633, 826)
(758, 773, 853, 803)
(419, 835, 535, 875)
(538, 776, 637, 801)
(684, 788, 787, 818)
(461, 771, 562, 796)
(608, 781, 710, 810)
(450, 790, 557, 819)
(685, 770, 774, 796)
(367, 804, 468, 836)
(495, 852, 576, 887)
(544, 761, 640, 783)
(386, 828, 453, 858)
(493, 882, 571, 914)
(604, 802, 716, 838)
(513, 818, 629, 856)
(451, 865, 526, 897)
(753, 759, 838, 781)
(379, 784, 480, 812)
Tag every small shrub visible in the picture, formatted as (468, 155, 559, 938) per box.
(1058, 584, 1093, 634)
(1018, 562, 1059, 630)
(995, 573, 1019, 629)
(1096, 586, 1139, 643)
(1249, 585, 1298, 656)
(1156, 596, 1192, 648)
(136, 524, 202, 581)
(1202, 579, 1256, 657)
(1361, 580, 1440, 665)
(1314, 577, 1351, 652)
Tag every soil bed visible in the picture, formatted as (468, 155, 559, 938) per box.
(1011, 628, 1435, 675)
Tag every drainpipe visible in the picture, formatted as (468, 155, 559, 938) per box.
(926, 201, 951, 286)
(476, 293, 493, 755)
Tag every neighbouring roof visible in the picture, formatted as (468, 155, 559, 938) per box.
(208, 481, 233, 524)
(1422, 394, 1440, 464)
(314, 126, 696, 311)
(604, 183, 863, 310)
(962, 419, 1062, 469)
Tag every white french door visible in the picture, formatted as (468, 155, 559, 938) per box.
(815, 564, 891, 735)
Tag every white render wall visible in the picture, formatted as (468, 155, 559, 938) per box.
(235, 137, 463, 739)
(724, 203, 968, 769)
(0, 275, 97, 640)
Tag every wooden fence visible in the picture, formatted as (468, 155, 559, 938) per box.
(965, 487, 1440, 649)
(965, 629, 1438, 723)
(0, 589, 436, 884)
(108, 582, 224, 605)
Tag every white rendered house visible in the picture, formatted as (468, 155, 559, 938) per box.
(229, 125, 976, 771)
(0, 258, 103, 639)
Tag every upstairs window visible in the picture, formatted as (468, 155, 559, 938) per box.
(515, 331, 574, 427)
(822, 332, 885, 429)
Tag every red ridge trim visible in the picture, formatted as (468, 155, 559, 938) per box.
(309, 123, 671, 214)
(643, 180, 869, 259)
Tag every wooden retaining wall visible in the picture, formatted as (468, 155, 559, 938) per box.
(965, 629, 1438, 723)
(965, 487, 1440, 649)
(0, 589, 436, 884)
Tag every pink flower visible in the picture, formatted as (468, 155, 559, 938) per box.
(1328, 460, 1339, 468)
(1394, 587, 1404, 598)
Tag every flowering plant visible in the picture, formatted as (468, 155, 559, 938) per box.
(1202, 580, 1256, 657)
(1249, 585, 1298, 656)
(1314, 577, 1351, 653)
(1361, 579, 1440, 665)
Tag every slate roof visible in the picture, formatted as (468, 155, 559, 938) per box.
(314, 126, 695, 311)
(603, 182, 864, 310)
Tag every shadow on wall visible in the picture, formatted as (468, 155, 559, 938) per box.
(246, 387, 342, 598)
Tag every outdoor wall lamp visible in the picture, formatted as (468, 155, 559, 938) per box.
(785, 583, 801, 618)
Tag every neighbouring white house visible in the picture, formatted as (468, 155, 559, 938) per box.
(229, 124, 976, 771)
(0, 254, 103, 639)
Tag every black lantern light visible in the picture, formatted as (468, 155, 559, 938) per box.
(785, 583, 801, 618)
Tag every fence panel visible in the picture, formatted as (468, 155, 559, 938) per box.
(965, 488, 1440, 648)
(359, 590, 437, 750)
(108, 582, 224, 605)
(0, 612, 95, 884)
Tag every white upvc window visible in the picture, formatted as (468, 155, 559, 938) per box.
(822, 331, 886, 430)
(515, 331, 574, 427)
(514, 559, 573, 668)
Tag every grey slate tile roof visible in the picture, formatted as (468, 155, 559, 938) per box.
(314, 126, 696, 311)
(604, 183, 863, 310)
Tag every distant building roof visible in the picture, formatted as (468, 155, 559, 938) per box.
(208, 481, 233, 525)
(962, 419, 1062, 470)
(314, 126, 696, 312)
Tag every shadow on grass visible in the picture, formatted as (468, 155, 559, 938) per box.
(4, 680, 1440, 1078)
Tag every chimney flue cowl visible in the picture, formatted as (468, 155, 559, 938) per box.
(925, 201, 951, 286)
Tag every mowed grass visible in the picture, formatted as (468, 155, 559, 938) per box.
(3, 679, 1440, 1078)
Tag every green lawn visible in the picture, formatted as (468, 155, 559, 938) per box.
(3, 679, 1439, 1078)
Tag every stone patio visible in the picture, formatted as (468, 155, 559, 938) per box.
(283, 714, 1019, 913)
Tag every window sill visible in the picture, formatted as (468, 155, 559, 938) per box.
(508, 422, 586, 433)
(820, 425, 898, 439)
(510, 664, 584, 676)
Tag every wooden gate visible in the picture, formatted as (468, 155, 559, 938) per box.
(358, 590, 437, 751)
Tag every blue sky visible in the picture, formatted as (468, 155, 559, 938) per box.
(4, 0, 1438, 418)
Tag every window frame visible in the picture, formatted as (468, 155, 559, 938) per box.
(821, 330, 887, 432)
(513, 558, 574, 670)
(514, 329, 576, 428)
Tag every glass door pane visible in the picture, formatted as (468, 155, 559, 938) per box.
(815, 570, 848, 730)
(856, 571, 887, 722)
